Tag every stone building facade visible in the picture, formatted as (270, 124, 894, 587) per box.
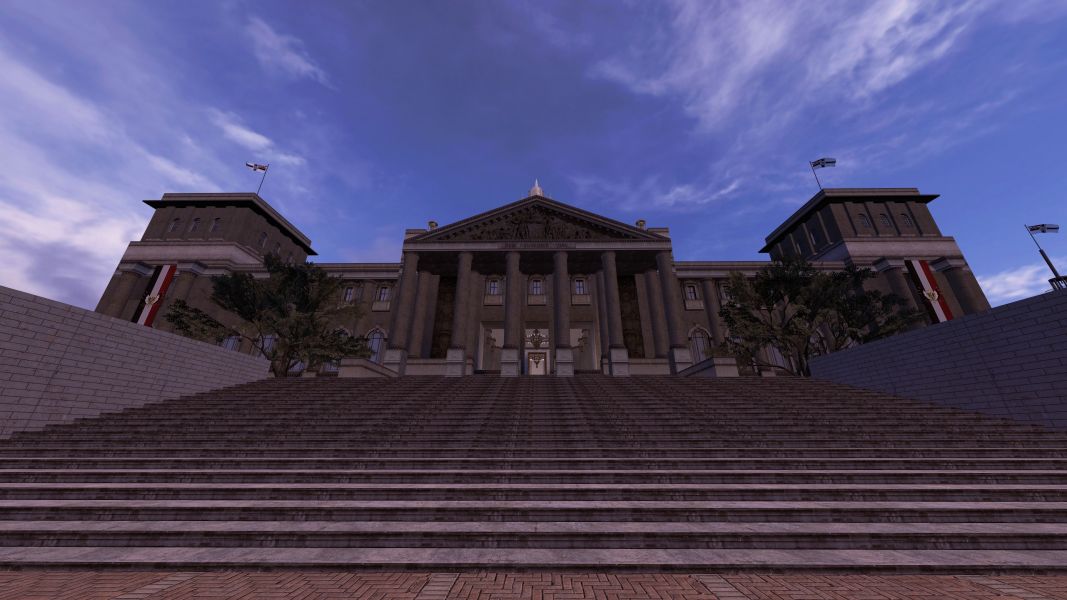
(95, 185, 990, 376)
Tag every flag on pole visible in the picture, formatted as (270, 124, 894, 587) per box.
(245, 162, 269, 172)
(905, 259, 954, 324)
(810, 157, 837, 169)
(131, 264, 177, 327)
(1028, 224, 1060, 234)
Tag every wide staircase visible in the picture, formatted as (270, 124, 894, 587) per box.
(0, 375, 1066, 571)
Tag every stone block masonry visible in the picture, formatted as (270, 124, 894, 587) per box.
(0, 284, 269, 438)
(811, 289, 1067, 428)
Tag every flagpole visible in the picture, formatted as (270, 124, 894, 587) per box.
(810, 163, 822, 190)
(256, 164, 270, 195)
(1026, 225, 1063, 281)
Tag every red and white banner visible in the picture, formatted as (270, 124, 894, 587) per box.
(132, 264, 177, 327)
(905, 259, 954, 323)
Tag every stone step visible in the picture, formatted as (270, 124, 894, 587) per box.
(0, 546, 1064, 572)
(4, 457, 1067, 469)
(1, 520, 1065, 550)
(3, 468, 1066, 484)
(2, 500, 1065, 523)
(5, 482, 1067, 502)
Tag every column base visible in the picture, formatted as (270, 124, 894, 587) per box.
(554, 347, 574, 377)
(445, 348, 467, 377)
(500, 348, 521, 377)
(600, 357, 610, 375)
(668, 346, 693, 374)
(382, 349, 408, 376)
(608, 347, 630, 377)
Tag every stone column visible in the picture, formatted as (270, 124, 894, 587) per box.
(595, 271, 610, 374)
(446, 251, 473, 377)
(101, 271, 142, 318)
(501, 251, 523, 377)
(701, 279, 725, 345)
(385, 252, 419, 374)
(601, 251, 629, 376)
(408, 271, 435, 359)
(933, 258, 991, 315)
(643, 268, 669, 358)
(656, 251, 692, 373)
(874, 258, 916, 308)
(553, 251, 574, 376)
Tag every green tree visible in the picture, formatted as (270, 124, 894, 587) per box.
(166, 254, 368, 377)
(719, 258, 922, 376)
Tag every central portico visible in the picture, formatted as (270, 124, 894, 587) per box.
(381, 187, 694, 377)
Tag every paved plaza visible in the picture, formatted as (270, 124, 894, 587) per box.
(2, 572, 1067, 599)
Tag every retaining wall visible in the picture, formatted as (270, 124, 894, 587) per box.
(810, 290, 1067, 427)
(0, 285, 270, 437)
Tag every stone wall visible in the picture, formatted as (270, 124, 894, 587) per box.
(810, 290, 1067, 427)
(0, 285, 270, 437)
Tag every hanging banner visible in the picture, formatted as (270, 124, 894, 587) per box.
(131, 264, 177, 327)
(905, 259, 954, 323)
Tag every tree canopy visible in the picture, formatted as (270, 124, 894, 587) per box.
(719, 259, 922, 376)
(166, 254, 368, 377)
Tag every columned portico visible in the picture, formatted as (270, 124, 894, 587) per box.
(656, 251, 693, 373)
(501, 250, 524, 377)
(601, 250, 629, 376)
(446, 251, 474, 376)
(384, 251, 419, 373)
(553, 251, 574, 376)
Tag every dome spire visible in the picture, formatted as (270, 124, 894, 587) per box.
(529, 179, 544, 197)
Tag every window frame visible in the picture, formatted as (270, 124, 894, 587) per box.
(529, 277, 544, 296)
(573, 277, 587, 295)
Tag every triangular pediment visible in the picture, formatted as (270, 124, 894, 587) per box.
(409, 196, 666, 243)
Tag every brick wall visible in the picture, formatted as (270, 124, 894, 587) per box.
(0, 285, 270, 437)
(810, 289, 1067, 427)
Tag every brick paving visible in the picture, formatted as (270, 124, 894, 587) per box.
(2, 572, 1067, 599)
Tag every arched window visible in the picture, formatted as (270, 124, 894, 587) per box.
(376, 285, 391, 302)
(367, 329, 386, 364)
(573, 277, 586, 295)
(689, 328, 712, 363)
(529, 277, 544, 296)
(168, 218, 181, 233)
(486, 278, 501, 295)
(210, 218, 222, 233)
(879, 213, 891, 228)
(273, 242, 282, 255)
(684, 283, 699, 301)
(858, 214, 871, 229)
(258, 232, 268, 248)
(189, 217, 201, 233)
(901, 213, 914, 228)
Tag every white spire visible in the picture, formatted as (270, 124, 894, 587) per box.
(529, 179, 544, 197)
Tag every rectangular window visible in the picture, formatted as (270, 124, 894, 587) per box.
(487, 279, 500, 295)
(573, 278, 586, 295)
(343, 286, 354, 303)
(530, 279, 543, 295)
(210, 218, 221, 233)
(221, 336, 241, 351)
(258, 334, 277, 356)
(377, 286, 390, 302)
(685, 284, 699, 301)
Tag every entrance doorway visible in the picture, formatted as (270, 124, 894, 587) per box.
(526, 351, 548, 375)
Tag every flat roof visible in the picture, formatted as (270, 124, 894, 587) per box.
(145, 193, 316, 255)
(760, 188, 938, 253)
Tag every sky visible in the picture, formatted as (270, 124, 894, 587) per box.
(1, 0, 1066, 309)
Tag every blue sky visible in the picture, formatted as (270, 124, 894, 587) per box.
(1, 1, 1066, 309)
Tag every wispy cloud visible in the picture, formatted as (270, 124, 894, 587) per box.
(0, 43, 219, 306)
(245, 17, 331, 87)
(594, 0, 987, 133)
(570, 174, 742, 212)
(210, 110, 307, 166)
(978, 258, 1065, 305)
